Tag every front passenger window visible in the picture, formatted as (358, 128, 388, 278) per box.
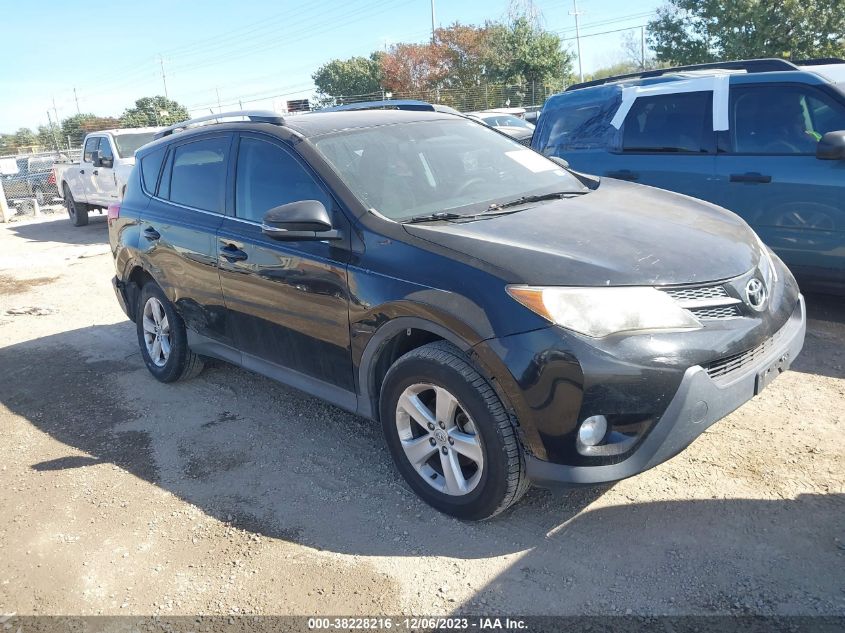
(235, 137, 332, 223)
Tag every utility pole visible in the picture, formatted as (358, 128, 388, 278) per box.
(570, 0, 584, 82)
(46, 110, 61, 152)
(159, 55, 169, 98)
(640, 26, 646, 70)
(51, 97, 60, 129)
(430, 0, 436, 43)
(73, 87, 81, 115)
(216, 88, 222, 113)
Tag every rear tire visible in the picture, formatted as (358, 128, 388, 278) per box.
(380, 341, 528, 520)
(64, 184, 88, 227)
(136, 281, 204, 383)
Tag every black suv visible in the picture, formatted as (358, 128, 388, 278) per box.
(109, 110, 805, 520)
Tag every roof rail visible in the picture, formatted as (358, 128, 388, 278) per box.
(565, 58, 799, 92)
(154, 110, 285, 139)
(794, 57, 845, 66)
(317, 99, 437, 113)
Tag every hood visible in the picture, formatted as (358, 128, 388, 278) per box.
(403, 179, 761, 286)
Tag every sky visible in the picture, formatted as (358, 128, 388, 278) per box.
(1, 0, 657, 133)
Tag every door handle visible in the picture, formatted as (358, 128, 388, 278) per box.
(606, 169, 639, 181)
(79, 169, 85, 175)
(143, 227, 161, 241)
(93, 170, 99, 176)
(730, 172, 772, 183)
(220, 243, 248, 262)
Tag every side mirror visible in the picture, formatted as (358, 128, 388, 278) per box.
(817, 130, 845, 160)
(100, 155, 114, 169)
(261, 200, 340, 241)
(549, 156, 570, 169)
(91, 151, 102, 167)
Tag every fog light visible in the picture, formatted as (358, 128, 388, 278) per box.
(578, 415, 607, 447)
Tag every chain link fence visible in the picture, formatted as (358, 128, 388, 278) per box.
(0, 149, 80, 219)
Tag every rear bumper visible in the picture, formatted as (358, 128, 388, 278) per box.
(527, 295, 806, 486)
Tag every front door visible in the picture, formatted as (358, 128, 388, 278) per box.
(217, 133, 354, 400)
(713, 83, 845, 285)
(94, 137, 118, 206)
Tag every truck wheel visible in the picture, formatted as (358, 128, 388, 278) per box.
(64, 184, 88, 227)
(136, 281, 204, 383)
(380, 341, 529, 520)
(33, 186, 44, 206)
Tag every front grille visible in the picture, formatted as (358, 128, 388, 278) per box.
(706, 326, 787, 381)
(663, 285, 729, 302)
(689, 305, 742, 320)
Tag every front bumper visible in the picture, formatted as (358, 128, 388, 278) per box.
(526, 294, 806, 486)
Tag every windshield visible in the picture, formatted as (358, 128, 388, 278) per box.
(482, 114, 534, 129)
(113, 132, 156, 158)
(312, 118, 583, 221)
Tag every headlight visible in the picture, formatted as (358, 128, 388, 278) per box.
(506, 286, 702, 338)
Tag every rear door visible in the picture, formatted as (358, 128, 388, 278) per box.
(216, 133, 354, 402)
(598, 91, 718, 198)
(713, 82, 845, 285)
(139, 133, 232, 344)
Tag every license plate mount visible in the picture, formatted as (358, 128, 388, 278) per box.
(755, 352, 792, 395)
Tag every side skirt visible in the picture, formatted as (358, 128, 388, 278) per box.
(186, 331, 360, 416)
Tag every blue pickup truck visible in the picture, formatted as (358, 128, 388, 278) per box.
(532, 58, 845, 293)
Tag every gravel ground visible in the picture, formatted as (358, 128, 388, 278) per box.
(0, 214, 842, 617)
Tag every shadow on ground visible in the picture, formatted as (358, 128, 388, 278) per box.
(8, 214, 108, 246)
(1, 315, 843, 613)
(792, 293, 845, 380)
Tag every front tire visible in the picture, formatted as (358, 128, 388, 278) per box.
(64, 184, 88, 227)
(380, 341, 528, 520)
(136, 282, 204, 383)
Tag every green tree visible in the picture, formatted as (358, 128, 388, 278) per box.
(60, 114, 120, 147)
(312, 53, 384, 104)
(120, 96, 189, 127)
(648, 0, 845, 65)
(494, 16, 571, 86)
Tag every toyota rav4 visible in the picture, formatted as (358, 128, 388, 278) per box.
(108, 109, 805, 520)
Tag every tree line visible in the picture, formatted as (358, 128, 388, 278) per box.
(312, 13, 572, 109)
(1, 96, 190, 155)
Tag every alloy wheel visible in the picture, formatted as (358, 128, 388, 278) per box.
(142, 297, 172, 367)
(395, 383, 484, 496)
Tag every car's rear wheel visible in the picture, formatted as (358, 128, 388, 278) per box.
(380, 341, 528, 520)
(64, 184, 88, 227)
(136, 281, 204, 383)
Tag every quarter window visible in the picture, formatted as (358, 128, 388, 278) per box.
(730, 85, 845, 154)
(168, 137, 229, 213)
(235, 137, 331, 223)
(140, 146, 166, 194)
(622, 91, 711, 153)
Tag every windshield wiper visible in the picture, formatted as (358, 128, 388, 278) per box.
(403, 211, 464, 224)
(488, 191, 586, 211)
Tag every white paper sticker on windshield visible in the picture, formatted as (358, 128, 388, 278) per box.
(505, 150, 558, 173)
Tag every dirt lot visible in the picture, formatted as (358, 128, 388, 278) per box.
(0, 214, 843, 618)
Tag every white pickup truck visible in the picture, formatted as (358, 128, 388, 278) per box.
(54, 127, 160, 226)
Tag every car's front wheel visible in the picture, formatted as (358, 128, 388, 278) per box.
(136, 282, 204, 383)
(64, 184, 88, 227)
(380, 341, 528, 520)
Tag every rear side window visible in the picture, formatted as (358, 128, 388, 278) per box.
(83, 137, 99, 163)
(140, 147, 166, 193)
(730, 84, 845, 154)
(622, 91, 711, 153)
(167, 137, 229, 213)
(235, 137, 331, 223)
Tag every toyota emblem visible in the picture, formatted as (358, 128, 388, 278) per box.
(745, 278, 767, 311)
